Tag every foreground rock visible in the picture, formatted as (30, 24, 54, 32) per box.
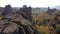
(0, 13, 40, 34)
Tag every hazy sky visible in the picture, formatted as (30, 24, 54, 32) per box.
(0, 0, 60, 7)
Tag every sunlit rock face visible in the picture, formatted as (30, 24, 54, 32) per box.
(2, 5, 13, 16)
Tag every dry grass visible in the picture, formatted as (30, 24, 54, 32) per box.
(35, 25, 51, 34)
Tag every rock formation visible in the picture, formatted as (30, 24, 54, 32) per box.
(0, 11, 40, 34)
(17, 5, 32, 22)
(2, 5, 13, 16)
(0, 5, 40, 34)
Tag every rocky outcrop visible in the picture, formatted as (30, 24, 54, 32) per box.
(18, 5, 32, 22)
(2, 5, 13, 16)
(0, 5, 40, 34)
(0, 13, 40, 34)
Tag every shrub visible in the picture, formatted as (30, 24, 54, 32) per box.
(35, 25, 50, 34)
(56, 25, 60, 34)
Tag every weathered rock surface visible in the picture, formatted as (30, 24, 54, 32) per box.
(0, 13, 40, 34)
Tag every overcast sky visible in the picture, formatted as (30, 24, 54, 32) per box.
(0, 0, 60, 7)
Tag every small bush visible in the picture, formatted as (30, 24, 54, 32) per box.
(35, 25, 50, 34)
(56, 25, 60, 34)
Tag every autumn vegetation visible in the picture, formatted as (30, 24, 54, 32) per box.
(32, 10, 60, 34)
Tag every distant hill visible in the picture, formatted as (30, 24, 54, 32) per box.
(2, 7, 60, 14)
(32, 7, 48, 13)
(13, 7, 20, 12)
(53, 5, 60, 10)
(0, 7, 4, 14)
(13, 7, 48, 13)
